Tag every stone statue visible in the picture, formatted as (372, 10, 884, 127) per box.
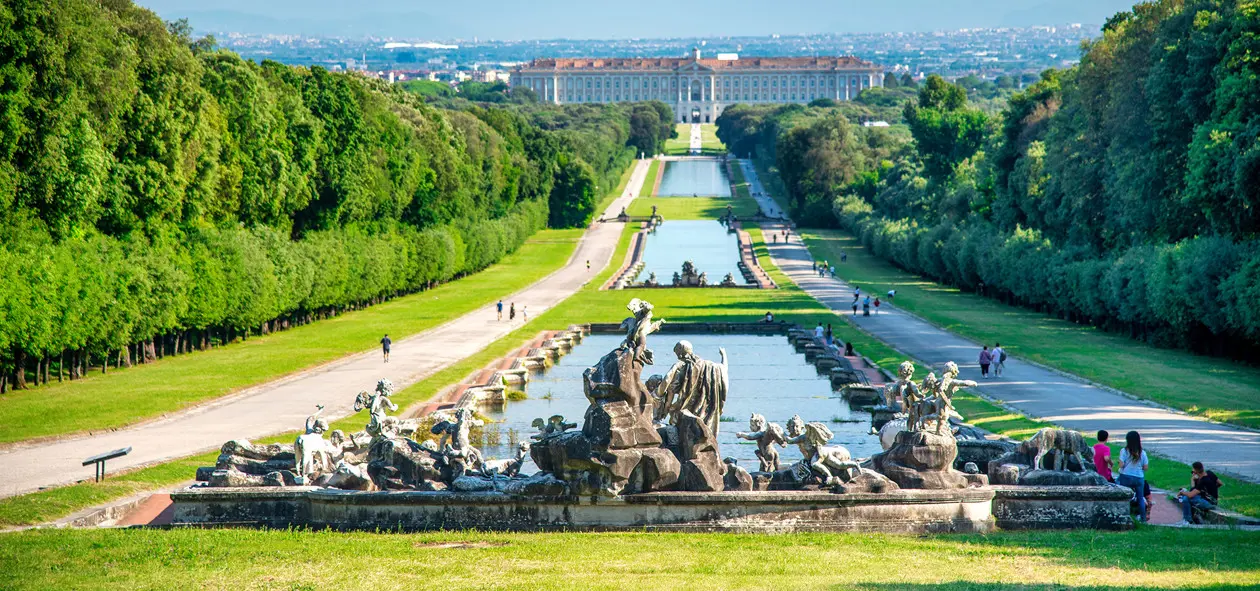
(883, 360, 919, 417)
(924, 361, 974, 434)
(294, 405, 335, 484)
(530, 415, 576, 440)
(659, 340, 729, 436)
(430, 407, 484, 478)
(354, 379, 398, 438)
(736, 413, 786, 472)
(785, 415, 861, 486)
(720, 273, 738, 287)
(643, 272, 659, 287)
(698, 272, 708, 287)
(1025, 428, 1088, 472)
(673, 260, 706, 287)
(481, 442, 530, 477)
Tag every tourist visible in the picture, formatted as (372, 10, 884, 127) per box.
(497, 300, 504, 321)
(1118, 430, 1150, 523)
(874, 297, 881, 314)
(992, 342, 1006, 377)
(854, 286, 861, 298)
(763, 311, 774, 323)
(1093, 430, 1114, 483)
(840, 252, 847, 263)
(522, 306, 528, 322)
(814, 322, 824, 340)
(844, 342, 855, 356)
(824, 323, 834, 346)
(862, 295, 872, 317)
(586, 259, 590, 271)
(773, 234, 778, 244)
(852, 299, 859, 316)
(509, 302, 516, 321)
(978, 346, 992, 378)
(887, 289, 896, 300)
(380, 334, 392, 363)
(830, 266, 835, 278)
(1177, 462, 1222, 525)
(812, 261, 818, 273)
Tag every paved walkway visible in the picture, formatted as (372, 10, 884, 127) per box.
(688, 123, 702, 154)
(738, 159, 1260, 483)
(0, 160, 652, 499)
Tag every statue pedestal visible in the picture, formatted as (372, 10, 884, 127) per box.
(872, 430, 971, 490)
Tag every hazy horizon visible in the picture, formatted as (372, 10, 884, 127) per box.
(136, 0, 1135, 40)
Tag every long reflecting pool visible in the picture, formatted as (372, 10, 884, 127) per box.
(477, 333, 879, 472)
(657, 159, 731, 197)
(635, 220, 742, 283)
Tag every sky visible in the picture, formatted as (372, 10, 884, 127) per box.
(136, 0, 1138, 39)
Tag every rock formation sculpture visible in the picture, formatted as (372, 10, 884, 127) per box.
(736, 413, 785, 472)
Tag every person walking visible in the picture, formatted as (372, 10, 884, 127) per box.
(812, 261, 818, 273)
(840, 252, 847, 263)
(1119, 431, 1150, 523)
(824, 323, 834, 347)
(522, 306, 529, 322)
(862, 295, 872, 317)
(814, 322, 825, 341)
(991, 342, 1006, 377)
(380, 334, 392, 363)
(854, 286, 861, 298)
(509, 302, 516, 321)
(978, 346, 992, 378)
(852, 298, 859, 316)
(496, 300, 504, 321)
(586, 260, 591, 271)
(874, 297, 881, 315)
(887, 289, 896, 301)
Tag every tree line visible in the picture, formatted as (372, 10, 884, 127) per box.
(716, 0, 1260, 359)
(0, 0, 675, 390)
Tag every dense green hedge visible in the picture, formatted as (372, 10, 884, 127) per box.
(0, 0, 640, 389)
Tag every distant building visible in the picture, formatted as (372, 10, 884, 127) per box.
(511, 48, 883, 123)
(863, 121, 891, 127)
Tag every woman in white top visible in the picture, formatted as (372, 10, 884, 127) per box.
(1117, 430, 1150, 522)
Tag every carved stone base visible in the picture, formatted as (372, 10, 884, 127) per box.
(872, 430, 970, 490)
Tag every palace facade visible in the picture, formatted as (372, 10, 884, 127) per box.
(511, 49, 883, 123)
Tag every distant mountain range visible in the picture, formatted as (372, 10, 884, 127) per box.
(140, 0, 1137, 39)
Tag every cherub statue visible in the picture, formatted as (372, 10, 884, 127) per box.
(883, 360, 920, 417)
(354, 379, 398, 438)
(622, 297, 665, 352)
(925, 361, 976, 434)
(736, 413, 786, 472)
(430, 407, 484, 477)
(294, 405, 334, 484)
(785, 414, 862, 486)
(530, 415, 576, 440)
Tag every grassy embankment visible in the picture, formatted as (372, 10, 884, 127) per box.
(2, 526, 1258, 590)
(593, 158, 638, 217)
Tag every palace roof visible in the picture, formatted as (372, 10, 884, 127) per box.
(519, 56, 878, 71)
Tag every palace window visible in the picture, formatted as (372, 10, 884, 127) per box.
(653, 79, 658, 88)
(752, 80, 758, 88)
(723, 93, 729, 101)
(771, 80, 777, 88)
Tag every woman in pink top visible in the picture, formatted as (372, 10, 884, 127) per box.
(978, 346, 993, 378)
(1093, 430, 1114, 482)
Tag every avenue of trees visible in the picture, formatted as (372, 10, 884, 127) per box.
(0, 0, 672, 390)
(717, 0, 1260, 359)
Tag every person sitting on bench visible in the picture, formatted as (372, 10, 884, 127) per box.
(1177, 461, 1221, 525)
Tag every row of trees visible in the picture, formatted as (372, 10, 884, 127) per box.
(0, 0, 664, 390)
(715, 0, 1260, 358)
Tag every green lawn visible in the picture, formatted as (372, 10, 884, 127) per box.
(0, 231, 582, 446)
(801, 229, 1260, 429)
(663, 123, 726, 155)
(2, 527, 1257, 590)
(642, 159, 661, 197)
(627, 196, 759, 220)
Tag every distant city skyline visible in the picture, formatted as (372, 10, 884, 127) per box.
(137, 0, 1136, 40)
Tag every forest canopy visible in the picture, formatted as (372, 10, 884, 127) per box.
(717, 0, 1260, 359)
(0, 0, 672, 389)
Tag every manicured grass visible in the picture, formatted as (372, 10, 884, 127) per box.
(800, 229, 1260, 429)
(627, 196, 759, 220)
(0, 231, 584, 446)
(642, 159, 661, 197)
(663, 123, 726, 155)
(3, 527, 1258, 589)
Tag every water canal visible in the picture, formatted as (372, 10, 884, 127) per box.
(635, 220, 742, 283)
(477, 333, 879, 472)
(657, 159, 731, 197)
